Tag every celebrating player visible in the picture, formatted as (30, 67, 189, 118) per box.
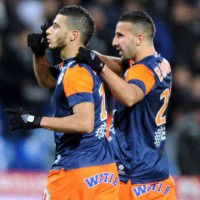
(76, 10, 176, 200)
(6, 5, 119, 200)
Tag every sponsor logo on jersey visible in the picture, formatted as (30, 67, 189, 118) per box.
(132, 182, 170, 197)
(95, 122, 106, 139)
(84, 172, 119, 188)
(154, 126, 166, 148)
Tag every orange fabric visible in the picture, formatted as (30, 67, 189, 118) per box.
(106, 113, 112, 139)
(63, 64, 94, 97)
(118, 176, 176, 200)
(58, 62, 64, 69)
(42, 163, 119, 200)
(129, 59, 134, 66)
(125, 64, 155, 95)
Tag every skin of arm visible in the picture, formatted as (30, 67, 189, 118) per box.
(93, 51, 124, 76)
(40, 102, 94, 134)
(100, 65, 144, 107)
(33, 55, 57, 89)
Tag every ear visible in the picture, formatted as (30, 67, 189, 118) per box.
(69, 30, 79, 41)
(136, 34, 144, 46)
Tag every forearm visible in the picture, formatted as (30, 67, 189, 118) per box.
(94, 51, 123, 76)
(33, 55, 56, 89)
(40, 114, 93, 134)
(100, 66, 144, 107)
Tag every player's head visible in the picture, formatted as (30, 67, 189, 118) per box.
(58, 5, 95, 46)
(119, 11, 155, 40)
(112, 10, 156, 60)
(46, 5, 95, 50)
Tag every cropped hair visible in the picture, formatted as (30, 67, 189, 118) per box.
(119, 10, 156, 39)
(58, 5, 95, 46)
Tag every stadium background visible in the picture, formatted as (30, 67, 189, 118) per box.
(0, 0, 200, 199)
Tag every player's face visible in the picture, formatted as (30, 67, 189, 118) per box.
(46, 14, 70, 49)
(112, 21, 138, 60)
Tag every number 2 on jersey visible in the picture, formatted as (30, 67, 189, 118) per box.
(99, 83, 107, 121)
(155, 88, 171, 126)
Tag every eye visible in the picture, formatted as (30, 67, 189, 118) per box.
(53, 23, 59, 28)
(116, 33, 123, 38)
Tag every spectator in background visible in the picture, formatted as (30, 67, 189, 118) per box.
(189, 41, 200, 75)
(91, 0, 122, 51)
(167, 65, 194, 127)
(177, 104, 200, 175)
(16, 0, 44, 32)
(167, 102, 200, 175)
(43, 0, 61, 24)
(87, 5, 111, 54)
(2, 25, 51, 111)
(169, 0, 200, 65)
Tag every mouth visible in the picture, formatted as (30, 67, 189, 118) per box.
(46, 36, 50, 43)
(47, 39, 50, 44)
(119, 51, 123, 56)
(116, 47, 123, 56)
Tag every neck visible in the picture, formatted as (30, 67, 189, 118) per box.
(60, 43, 83, 60)
(134, 45, 156, 62)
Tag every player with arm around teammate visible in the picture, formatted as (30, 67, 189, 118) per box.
(77, 10, 176, 200)
(6, 5, 119, 200)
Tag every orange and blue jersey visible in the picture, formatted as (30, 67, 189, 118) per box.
(110, 53, 172, 184)
(51, 57, 115, 170)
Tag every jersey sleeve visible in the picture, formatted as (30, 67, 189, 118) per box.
(125, 64, 155, 95)
(63, 64, 94, 107)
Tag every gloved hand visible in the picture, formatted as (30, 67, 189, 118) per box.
(6, 108, 42, 131)
(76, 47, 105, 72)
(27, 23, 49, 57)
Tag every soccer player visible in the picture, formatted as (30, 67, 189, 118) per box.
(76, 10, 176, 199)
(6, 5, 119, 200)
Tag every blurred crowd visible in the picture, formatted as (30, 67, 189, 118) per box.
(1, 0, 200, 175)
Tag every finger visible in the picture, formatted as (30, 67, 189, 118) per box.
(27, 34, 42, 46)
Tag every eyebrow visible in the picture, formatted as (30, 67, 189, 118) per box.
(53, 22, 60, 26)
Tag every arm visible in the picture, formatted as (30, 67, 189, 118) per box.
(33, 55, 56, 89)
(100, 65, 144, 107)
(78, 48, 124, 76)
(77, 47, 144, 106)
(40, 102, 94, 133)
(94, 51, 124, 76)
(6, 102, 94, 133)
(40, 65, 95, 133)
(28, 23, 56, 88)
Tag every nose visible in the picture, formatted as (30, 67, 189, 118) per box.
(46, 26, 52, 35)
(112, 36, 117, 47)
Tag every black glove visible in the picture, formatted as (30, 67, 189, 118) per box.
(6, 108, 42, 131)
(76, 47, 105, 72)
(27, 23, 49, 57)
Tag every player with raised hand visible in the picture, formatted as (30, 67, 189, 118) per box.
(6, 5, 119, 200)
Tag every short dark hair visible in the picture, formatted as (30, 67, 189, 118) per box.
(119, 10, 156, 39)
(58, 5, 95, 46)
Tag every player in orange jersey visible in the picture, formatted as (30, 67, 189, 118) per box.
(76, 10, 176, 200)
(6, 5, 119, 200)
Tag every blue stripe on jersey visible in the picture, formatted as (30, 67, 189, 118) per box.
(68, 92, 94, 108)
(128, 79, 146, 95)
